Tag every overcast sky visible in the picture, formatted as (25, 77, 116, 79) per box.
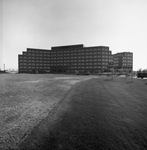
(1, 0, 147, 70)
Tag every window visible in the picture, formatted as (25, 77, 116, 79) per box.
(90, 59, 93, 61)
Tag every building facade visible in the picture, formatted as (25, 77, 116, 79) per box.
(18, 44, 114, 74)
(113, 52, 133, 73)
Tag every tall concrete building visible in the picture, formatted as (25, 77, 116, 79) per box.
(113, 52, 133, 73)
(18, 44, 113, 74)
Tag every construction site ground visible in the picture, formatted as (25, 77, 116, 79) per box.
(0, 74, 147, 150)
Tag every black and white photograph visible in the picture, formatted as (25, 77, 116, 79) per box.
(0, 0, 147, 149)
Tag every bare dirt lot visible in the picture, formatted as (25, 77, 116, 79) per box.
(18, 76, 147, 150)
(0, 74, 92, 149)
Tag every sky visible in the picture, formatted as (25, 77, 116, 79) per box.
(0, 0, 147, 71)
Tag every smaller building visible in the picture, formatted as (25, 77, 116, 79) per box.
(113, 52, 133, 73)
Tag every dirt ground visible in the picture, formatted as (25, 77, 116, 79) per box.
(18, 76, 147, 150)
(0, 74, 92, 149)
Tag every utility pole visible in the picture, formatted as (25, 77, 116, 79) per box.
(131, 71, 133, 83)
(111, 68, 114, 80)
(3, 64, 5, 72)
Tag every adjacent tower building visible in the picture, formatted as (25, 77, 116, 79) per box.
(113, 52, 133, 73)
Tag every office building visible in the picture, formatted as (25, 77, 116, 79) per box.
(18, 44, 113, 74)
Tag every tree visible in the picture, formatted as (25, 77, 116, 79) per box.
(142, 69, 147, 73)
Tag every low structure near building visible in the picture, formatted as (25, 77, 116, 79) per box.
(137, 72, 147, 79)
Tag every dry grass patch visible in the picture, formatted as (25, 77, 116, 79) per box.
(0, 74, 92, 149)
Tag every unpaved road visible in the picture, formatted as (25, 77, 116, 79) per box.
(19, 77, 147, 150)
